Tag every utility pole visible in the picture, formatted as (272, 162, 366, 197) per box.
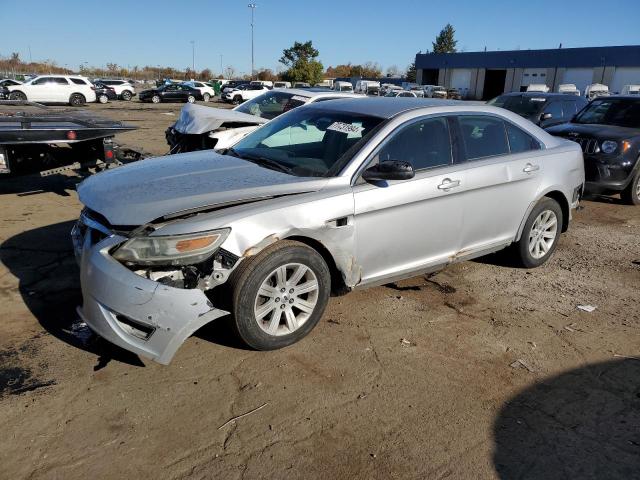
(248, 3, 256, 79)
(220, 54, 223, 77)
(28, 45, 32, 63)
(190, 40, 195, 74)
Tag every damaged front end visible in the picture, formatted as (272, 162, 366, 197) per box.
(73, 209, 241, 364)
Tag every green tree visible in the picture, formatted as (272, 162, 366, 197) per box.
(279, 40, 324, 85)
(406, 62, 417, 83)
(432, 23, 458, 53)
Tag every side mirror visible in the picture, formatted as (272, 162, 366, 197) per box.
(540, 112, 553, 121)
(362, 161, 415, 182)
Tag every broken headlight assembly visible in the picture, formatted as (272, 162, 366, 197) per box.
(112, 229, 230, 266)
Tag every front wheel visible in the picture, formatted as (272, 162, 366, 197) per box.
(69, 93, 86, 106)
(98, 94, 108, 104)
(620, 169, 640, 205)
(203, 93, 210, 102)
(229, 241, 331, 350)
(187, 95, 196, 103)
(9, 91, 27, 101)
(151, 95, 161, 104)
(514, 197, 563, 268)
(121, 90, 133, 101)
(232, 95, 242, 105)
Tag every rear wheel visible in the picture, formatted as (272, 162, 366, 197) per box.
(121, 90, 133, 101)
(232, 95, 243, 105)
(187, 95, 196, 103)
(514, 197, 563, 268)
(229, 241, 331, 350)
(9, 91, 27, 101)
(203, 93, 210, 102)
(620, 169, 640, 205)
(69, 93, 86, 106)
(151, 95, 161, 104)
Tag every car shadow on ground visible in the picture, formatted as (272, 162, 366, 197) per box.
(0, 220, 247, 367)
(493, 358, 640, 480)
(0, 172, 83, 197)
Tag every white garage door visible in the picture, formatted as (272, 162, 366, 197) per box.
(450, 69, 472, 96)
(562, 68, 594, 94)
(610, 67, 640, 94)
(521, 68, 548, 88)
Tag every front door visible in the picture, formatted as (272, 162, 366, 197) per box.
(353, 115, 467, 285)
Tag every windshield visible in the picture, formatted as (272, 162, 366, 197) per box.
(230, 108, 384, 177)
(488, 95, 546, 117)
(574, 98, 640, 128)
(384, 92, 398, 97)
(234, 91, 309, 120)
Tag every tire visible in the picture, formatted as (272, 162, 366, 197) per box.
(121, 90, 133, 101)
(232, 95, 242, 105)
(514, 197, 563, 268)
(9, 91, 27, 101)
(229, 240, 331, 350)
(151, 95, 161, 104)
(620, 169, 640, 206)
(69, 93, 86, 106)
(186, 95, 196, 103)
(98, 94, 108, 104)
(203, 93, 210, 102)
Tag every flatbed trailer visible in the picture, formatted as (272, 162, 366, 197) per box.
(0, 101, 139, 176)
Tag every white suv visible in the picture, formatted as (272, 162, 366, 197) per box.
(95, 79, 136, 100)
(6, 75, 97, 106)
(222, 84, 269, 104)
(181, 81, 215, 102)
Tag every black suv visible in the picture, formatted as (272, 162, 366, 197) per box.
(547, 96, 640, 205)
(488, 92, 587, 128)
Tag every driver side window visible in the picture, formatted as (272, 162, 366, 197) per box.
(376, 117, 453, 171)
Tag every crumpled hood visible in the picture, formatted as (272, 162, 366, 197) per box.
(78, 150, 329, 226)
(173, 103, 267, 135)
(546, 123, 640, 141)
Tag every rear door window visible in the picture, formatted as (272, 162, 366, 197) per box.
(457, 116, 509, 161)
(562, 100, 577, 118)
(70, 78, 87, 85)
(544, 101, 563, 118)
(505, 123, 541, 153)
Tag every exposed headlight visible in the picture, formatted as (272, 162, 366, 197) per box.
(601, 140, 618, 154)
(112, 229, 230, 266)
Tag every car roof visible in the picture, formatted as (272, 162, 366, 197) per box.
(304, 97, 463, 118)
(591, 95, 640, 100)
(283, 88, 359, 99)
(498, 92, 582, 99)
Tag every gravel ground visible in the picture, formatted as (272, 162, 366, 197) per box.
(0, 100, 638, 480)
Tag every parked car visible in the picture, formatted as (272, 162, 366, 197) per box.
(384, 90, 417, 98)
(221, 81, 250, 94)
(585, 83, 610, 101)
(380, 83, 401, 96)
(139, 84, 203, 104)
(0, 78, 22, 87)
(621, 85, 640, 96)
(222, 84, 269, 104)
(5, 75, 97, 106)
(546, 96, 640, 205)
(274, 81, 292, 89)
(93, 82, 118, 104)
(181, 81, 215, 102)
(355, 80, 381, 96)
(166, 88, 360, 152)
(423, 85, 447, 98)
(446, 88, 462, 100)
(488, 92, 588, 128)
(250, 80, 274, 89)
(95, 79, 136, 101)
(557, 84, 580, 96)
(406, 85, 425, 97)
(74, 98, 584, 364)
(333, 81, 353, 92)
(293, 82, 311, 88)
(526, 84, 550, 93)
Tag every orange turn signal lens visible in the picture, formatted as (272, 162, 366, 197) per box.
(622, 140, 632, 154)
(175, 235, 217, 252)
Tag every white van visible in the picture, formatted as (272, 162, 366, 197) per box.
(584, 83, 610, 100)
(557, 84, 580, 96)
(334, 81, 353, 92)
(273, 81, 291, 89)
(621, 85, 640, 95)
(527, 84, 550, 93)
(250, 80, 273, 89)
(355, 80, 380, 95)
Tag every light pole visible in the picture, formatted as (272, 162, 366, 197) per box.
(220, 54, 223, 78)
(190, 40, 195, 75)
(248, 3, 256, 79)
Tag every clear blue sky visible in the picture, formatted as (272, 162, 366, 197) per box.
(1, 0, 638, 75)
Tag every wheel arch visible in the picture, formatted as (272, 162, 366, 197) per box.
(515, 188, 571, 242)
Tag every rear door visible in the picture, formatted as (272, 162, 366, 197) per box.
(353, 115, 467, 284)
(51, 77, 71, 102)
(453, 114, 543, 254)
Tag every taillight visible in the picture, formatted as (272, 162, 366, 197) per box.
(66, 131, 77, 140)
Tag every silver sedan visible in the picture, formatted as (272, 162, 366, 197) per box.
(74, 98, 585, 364)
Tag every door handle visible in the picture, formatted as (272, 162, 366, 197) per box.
(523, 163, 540, 173)
(437, 178, 461, 190)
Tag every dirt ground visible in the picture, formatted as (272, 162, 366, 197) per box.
(0, 100, 639, 480)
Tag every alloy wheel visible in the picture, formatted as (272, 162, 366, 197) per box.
(253, 263, 319, 336)
(528, 210, 558, 259)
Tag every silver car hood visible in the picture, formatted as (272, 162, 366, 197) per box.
(173, 103, 267, 135)
(78, 150, 329, 226)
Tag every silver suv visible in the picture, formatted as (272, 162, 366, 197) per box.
(74, 98, 585, 364)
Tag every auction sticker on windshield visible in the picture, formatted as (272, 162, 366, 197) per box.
(327, 122, 363, 134)
(291, 95, 310, 102)
(531, 98, 547, 102)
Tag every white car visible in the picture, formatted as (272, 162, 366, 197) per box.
(182, 81, 215, 102)
(222, 84, 269, 104)
(423, 85, 447, 98)
(385, 90, 417, 98)
(333, 81, 354, 92)
(167, 88, 361, 152)
(6, 75, 97, 106)
(95, 79, 136, 100)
